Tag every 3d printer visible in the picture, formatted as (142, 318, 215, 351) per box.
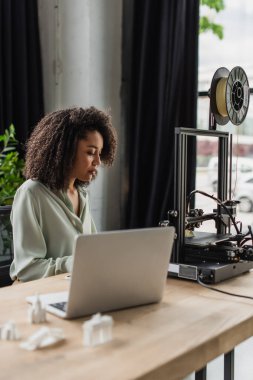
(160, 66, 253, 284)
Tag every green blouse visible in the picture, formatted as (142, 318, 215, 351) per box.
(10, 179, 96, 282)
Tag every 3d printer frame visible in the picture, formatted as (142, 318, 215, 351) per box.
(172, 127, 229, 263)
(165, 127, 253, 284)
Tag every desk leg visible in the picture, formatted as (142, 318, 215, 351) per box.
(224, 349, 234, 380)
(195, 366, 206, 380)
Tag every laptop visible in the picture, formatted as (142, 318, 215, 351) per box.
(27, 227, 175, 319)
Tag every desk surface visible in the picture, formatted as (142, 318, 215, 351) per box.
(1, 272, 253, 380)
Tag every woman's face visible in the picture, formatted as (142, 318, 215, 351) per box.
(69, 131, 104, 183)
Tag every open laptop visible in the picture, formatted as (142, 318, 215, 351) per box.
(27, 227, 175, 319)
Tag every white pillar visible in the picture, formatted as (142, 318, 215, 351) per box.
(38, 0, 123, 230)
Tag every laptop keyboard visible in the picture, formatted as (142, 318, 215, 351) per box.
(49, 302, 68, 312)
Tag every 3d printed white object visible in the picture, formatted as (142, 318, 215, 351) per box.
(20, 327, 65, 351)
(0, 320, 20, 341)
(28, 294, 47, 324)
(83, 313, 114, 347)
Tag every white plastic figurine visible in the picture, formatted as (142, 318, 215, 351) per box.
(28, 294, 47, 324)
(20, 327, 65, 351)
(82, 313, 114, 347)
(0, 320, 20, 341)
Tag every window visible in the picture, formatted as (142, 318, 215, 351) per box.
(196, 0, 253, 233)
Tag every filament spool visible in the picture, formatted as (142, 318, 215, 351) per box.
(209, 66, 250, 126)
(216, 77, 228, 117)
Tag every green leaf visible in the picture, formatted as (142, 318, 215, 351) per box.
(0, 125, 25, 205)
(201, 0, 225, 13)
(1, 146, 16, 153)
(199, 16, 224, 39)
(199, 0, 225, 40)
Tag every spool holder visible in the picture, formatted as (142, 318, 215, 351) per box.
(208, 66, 250, 130)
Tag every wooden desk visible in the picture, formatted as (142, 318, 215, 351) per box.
(1, 272, 253, 380)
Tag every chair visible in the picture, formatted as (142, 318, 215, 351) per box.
(0, 206, 13, 287)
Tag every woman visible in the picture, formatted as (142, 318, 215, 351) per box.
(10, 106, 117, 282)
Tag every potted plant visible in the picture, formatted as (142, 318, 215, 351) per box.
(0, 124, 25, 205)
(0, 125, 25, 286)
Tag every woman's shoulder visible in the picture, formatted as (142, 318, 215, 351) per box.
(15, 180, 52, 201)
(18, 179, 45, 192)
(12, 180, 48, 209)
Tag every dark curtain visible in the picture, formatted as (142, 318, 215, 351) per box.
(0, 0, 44, 147)
(123, 0, 199, 228)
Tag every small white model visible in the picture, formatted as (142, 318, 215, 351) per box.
(83, 313, 114, 347)
(20, 327, 65, 351)
(28, 294, 47, 324)
(0, 320, 20, 341)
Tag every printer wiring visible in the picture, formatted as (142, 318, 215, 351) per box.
(197, 276, 253, 300)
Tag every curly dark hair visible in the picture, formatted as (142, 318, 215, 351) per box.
(24, 106, 117, 190)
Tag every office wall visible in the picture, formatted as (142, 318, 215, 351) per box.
(37, 0, 123, 231)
